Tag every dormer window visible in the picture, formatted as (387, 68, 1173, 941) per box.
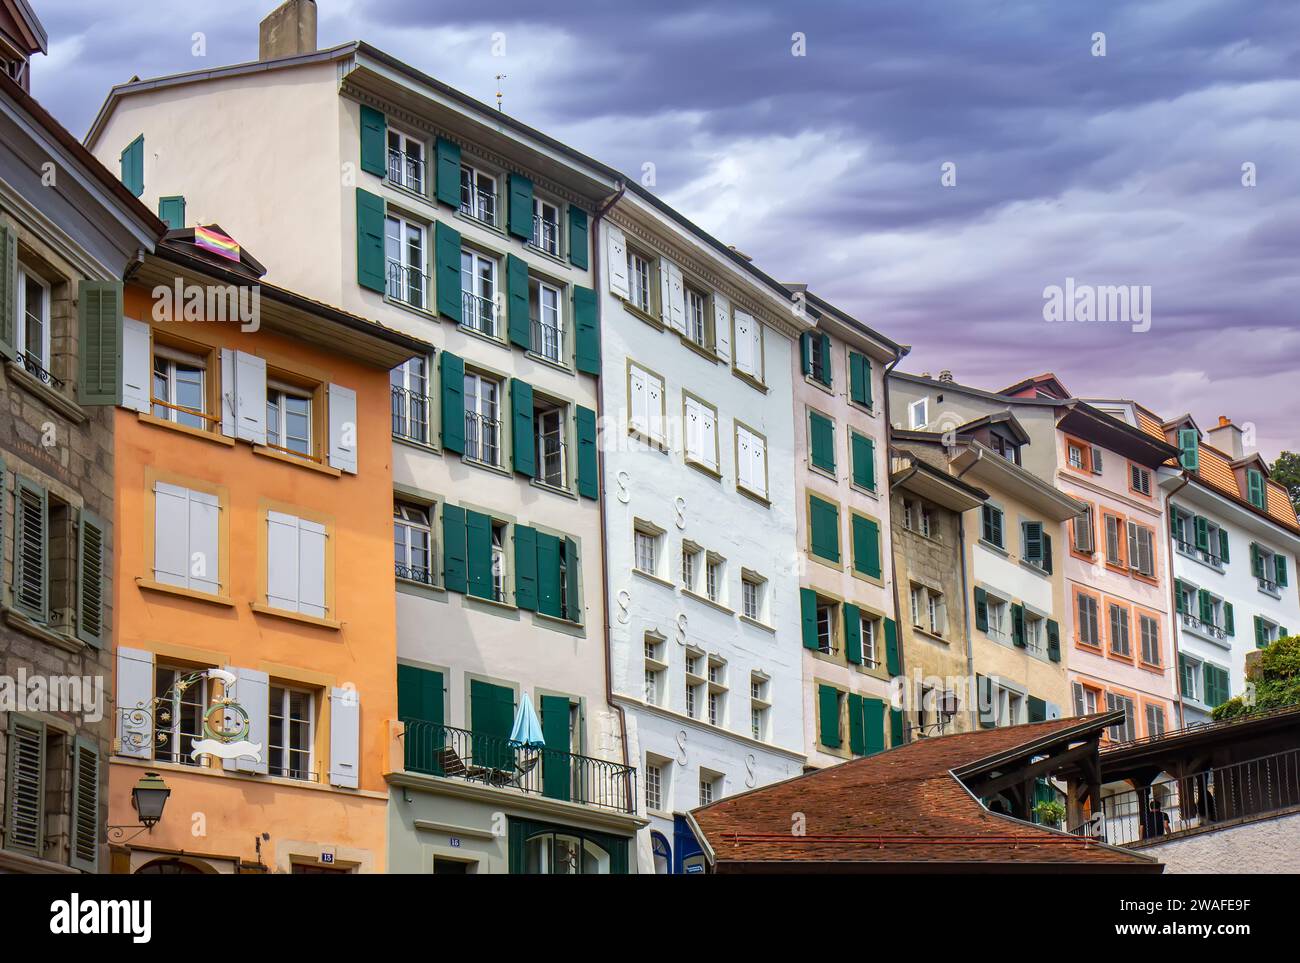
(1177, 428, 1199, 471)
(989, 432, 1020, 465)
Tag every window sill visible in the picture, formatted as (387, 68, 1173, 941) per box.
(462, 455, 512, 478)
(678, 335, 719, 365)
(808, 462, 838, 483)
(525, 243, 570, 271)
(803, 374, 835, 397)
(534, 610, 583, 630)
(523, 350, 573, 375)
(382, 176, 432, 208)
(682, 589, 734, 616)
(457, 321, 509, 350)
(685, 458, 722, 483)
(627, 427, 669, 453)
(849, 400, 876, 418)
(383, 295, 439, 323)
(463, 591, 517, 613)
(910, 626, 949, 645)
(735, 484, 770, 508)
(850, 567, 884, 587)
(621, 301, 663, 330)
(632, 568, 676, 591)
(978, 539, 1009, 557)
(731, 367, 768, 394)
(1257, 582, 1283, 600)
(137, 412, 235, 446)
(252, 445, 341, 477)
(453, 209, 507, 238)
(808, 552, 843, 574)
(251, 602, 341, 630)
(1019, 560, 1052, 579)
(848, 481, 880, 499)
(1, 607, 85, 654)
(1138, 660, 1166, 674)
(739, 614, 775, 633)
(4, 361, 87, 424)
(393, 434, 441, 455)
(137, 577, 235, 608)
(530, 477, 577, 500)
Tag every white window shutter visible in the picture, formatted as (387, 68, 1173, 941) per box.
(667, 263, 686, 332)
(684, 397, 702, 462)
(713, 294, 731, 363)
(121, 317, 151, 413)
(749, 318, 762, 378)
(222, 667, 269, 775)
(235, 351, 267, 444)
(658, 259, 674, 327)
(737, 429, 753, 490)
(607, 225, 629, 299)
(647, 373, 663, 441)
(735, 311, 759, 376)
(701, 408, 718, 471)
(329, 687, 360, 788)
(153, 481, 191, 586)
(629, 366, 648, 434)
(116, 647, 154, 759)
(1046, 701, 1062, 720)
(187, 489, 220, 595)
(220, 348, 236, 437)
(751, 435, 767, 498)
(298, 518, 328, 618)
(328, 383, 358, 474)
(267, 510, 300, 611)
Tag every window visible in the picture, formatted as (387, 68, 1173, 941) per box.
(151, 344, 208, 430)
(1145, 703, 1166, 738)
(644, 637, 665, 706)
(1130, 464, 1152, 496)
(750, 674, 770, 741)
(1140, 614, 1161, 665)
(491, 521, 508, 603)
(154, 665, 208, 765)
(908, 398, 928, 429)
(681, 544, 700, 592)
(1071, 682, 1098, 717)
(532, 196, 560, 256)
(1104, 514, 1124, 567)
(154, 481, 220, 595)
(909, 583, 946, 637)
(266, 511, 329, 618)
(705, 555, 723, 603)
(645, 762, 663, 811)
(626, 250, 653, 313)
(981, 505, 1004, 548)
(1072, 505, 1094, 554)
(910, 585, 924, 627)
(986, 595, 1009, 640)
(741, 574, 763, 621)
(529, 278, 564, 363)
(386, 126, 425, 193)
(927, 590, 945, 636)
(684, 285, 708, 346)
(534, 399, 567, 488)
(816, 600, 837, 654)
(385, 214, 428, 310)
(15, 267, 51, 372)
(684, 653, 704, 720)
(1126, 521, 1155, 577)
(266, 383, 313, 457)
(736, 425, 768, 500)
(1077, 592, 1100, 646)
(1105, 692, 1136, 742)
(460, 249, 498, 337)
(806, 333, 829, 384)
(634, 525, 661, 576)
(994, 685, 1025, 727)
(394, 501, 434, 584)
(1179, 654, 1204, 702)
(1108, 603, 1131, 657)
(1252, 543, 1284, 594)
(459, 163, 498, 225)
(861, 612, 881, 668)
(1067, 442, 1085, 470)
(268, 686, 315, 780)
(390, 357, 430, 444)
(699, 772, 722, 806)
(1024, 613, 1045, 654)
(463, 371, 502, 465)
(684, 396, 718, 472)
(628, 363, 665, 444)
(990, 432, 1020, 465)
(919, 505, 934, 539)
(732, 309, 764, 381)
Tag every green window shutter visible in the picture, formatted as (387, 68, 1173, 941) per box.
(1169, 506, 1181, 538)
(1223, 601, 1234, 636)
(359, 105, 387, 177)
(884, 619, 900, 675)
(157, 195, 186, 230)
(809, 496, 840, 563)
(1178, 428, 1199, 471)
(1023, 521, 1044, 564)
(849, 351, 873, 407)
(469, 680, 514, 770)
(800, 588, 819, 650)
(1178, 654, 1194, 697)
(889, 708, 904, 748)
(513, 525, 538, 611)
(976, 675, 995, 728)
(1194, 516, 1209, 552)
(847, 693, 866, 755)
(397, 664, 444, 774)
(75, 510, 106, 648)
(434, 221, 463, 321)
(541, 695, 572, 801)
(1254, 615, 1266, 648)
(120, 135, 144, 196)
(435, 137, 461, 207)
(1219, 529, 1230, 563)
(573, 286, 600, 375)
(1251, 543, 1264, 579)
(568, 205, 589, 269)
(852, 514, 882, 579)
(843, 602, 863, 664)
(439, 351, 465, 453)
(809, 412, 835, 472)
(1047, 619, 1061, 662)
(77, 280, 124, 406)
(510, 378, 535, 477)
(864, 698, 886, 755)
(465, 510, 494, 600)
(536, 532, 562, 618)
(850, 432, 876, 491)
(0, 224, 17, 360)
(974, 586, 988, 632)
(799, 332, 812, 376)
(442, 504, 468, 594)
(1198, 588, 1212, 624)
(1246, 469, 1265, 509)
(1012, 603, 1026, 647)
(563, 537, 581, 622)
(69, 736, 100, 872)
(818, 333, 832, 386)
(13, 477, 48, 621)
(1276, 554, 1289, 587)
(5, 716, 46, 857)
(506, 254, 530, 349)
(1174, 579, 1186, 614)
(507, 173, 534, 239)
(576, 406, 598, 500)
(817, 685, 841, 748)
(1028, 696, 1047, 723)
(355, 188, 387, 293)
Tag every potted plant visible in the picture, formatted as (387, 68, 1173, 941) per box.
(1033, 799, 1067, 828)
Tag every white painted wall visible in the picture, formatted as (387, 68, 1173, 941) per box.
(1142, 808, 1300, 873)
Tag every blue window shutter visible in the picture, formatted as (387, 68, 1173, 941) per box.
(157, 196, 186, 230)
(120, 135, 144, 196)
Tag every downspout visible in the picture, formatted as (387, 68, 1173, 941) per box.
(881, 350, 911, 737)
(953, 447, 983, 729)
(591, 181, 630, 775)
(1163, 471, 1192, 727)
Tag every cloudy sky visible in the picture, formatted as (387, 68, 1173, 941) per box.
(30, 0, 1300, 458)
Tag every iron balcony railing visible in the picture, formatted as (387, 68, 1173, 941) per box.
(394, 561, 433, 585)
(1180, 611, 1228, 642)
(530, 317, 563, 363)
(532, 214, 559, 256)
(387, 149, 425, 194)
(460, 186, 497, 226)
(387, 260, 429, 311)
(1097, 746, 1300, 847)
(461, 290, 497, 337)
(391, 385, 430, 444)
(401, 718, 637, 814)
(464, 411, 501, 466)
(14, 351, 64, 389)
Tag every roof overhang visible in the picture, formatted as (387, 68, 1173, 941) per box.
(787, 285, 907, 362)
(1057, 402, 1181, 467)
(890, 457, 988, 512)
(1177, 477, 1300, 547)
(949, 443, 1088, 521)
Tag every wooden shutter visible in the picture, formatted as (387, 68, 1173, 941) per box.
(817, 685, 841, 748)
(664, 261, 686, 332)
(809, 412, 835, 472)
(120, 316, 151, 413)
(849, 351, 872, 407)
(233, 350, 267, 443)
(889, 708, 904, 748)
(329, 688, 360, 788)
(465, 510, 493, 600)
(864, 698, 886, 755)
(470, 681, 515, 770)
(115, 647, 154, 759)
(1047, 619, 1061, 662)
(507, 173, 534, 239)
(120, 135, 144, 196)
(1277, 554, 1289, 587)
(355, 188, 387, 293)
(1023, 521, 1044, 564)
(884, 618, 900, 674)
(223, 667, 269, 775)
(1027, 696, 1047, 723)
(435, 137, 461, 207)
(541, 695, 572, 801)
(359, 105, 387, 176)
(397, 664, 444, 724)
(844, 602, 863, 664)
(506, 254, 530, 349)
(606, 225, 629, 298)
(77, 280, 123, 405)
(536, 532, 562, 617)
(439, 351, 465, 453)
(1254, 615, 1266, 648)
(852, 514, 882, 579)
(158, 195, 186, 230)
(1194, 516, 1209, 552)
(576, 405, 598, 500)
(809, 496, 840, 562)
(563, 537, 581, 622)
(1246, 469, 1265, 508)
(800, 588, 819, 650)
(851, 432, 876, 490)
(327, 384, 358, 473)
(510, 379, 535, 477)
(1224, 602, 1235, 636)
(974, 586, 989, 632)
(1012, 603, 1026, 647)
(0, 224, 16, 360)
(513, 525, 539, 611)
(434, 221, 462, 321)
(1178, 429, 1199, 470)
(76, 509, 106, 647)
(976, 675, 995, 728)
(848, 694, 866, 755)
(13, 477, 47, 620)
(574, 286, 600, 375)
(70, 736, 100, 872)
(295, 520, 328, 616)
(442, 504, 468, 593)
(4, 716, 45, 856)
(712, 293, 731, 363)
(1219, 529, 1230, 562)
(567, 205, 589, 269)
(734, 310, 754, 374)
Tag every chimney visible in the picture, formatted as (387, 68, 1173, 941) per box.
(938, 370, 954, 383)
(1206, 415, 1245, 460)
(259, 0, 317, 61)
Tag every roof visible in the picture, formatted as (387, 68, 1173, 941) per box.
(1, 0, 47, 56)
(783, 284, 909, 359)
(1000, 372, 1072, 400)
(691, 715, 1160, 872)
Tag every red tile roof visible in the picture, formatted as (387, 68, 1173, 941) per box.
(691, 715, 1160, 871)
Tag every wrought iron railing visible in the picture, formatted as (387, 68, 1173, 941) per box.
(532, 214, 559, 256)
(387, 260, 429, 311)
(461, 290, 497, 337)
(387, 149, 425, 193)
(460, 186, 497, 226)
(14, 351, 64, 389)
(391, 385, 430, 444)
(464, 411, 501, 465)
(1180, 611, 1228, 642)
(394, 562, 433, 585)
(401, 719, 637, 814)
(1098, 746, 1300, 847)
(1102, 702, 1300, 753)
(530, 317, 563, 363)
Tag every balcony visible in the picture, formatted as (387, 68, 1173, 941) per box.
(13, 351, 64, 389)
(387, 148, 425, 194)
(1179, 611, 1228, 643)
(464, 411, 501, 466)
(459, 185, 497, 226)
(531, 214, 559, 257)
(400, 719, 637, 814)
(386, 260, 429, 311)
(391, 385, 430, 444)
(461, 290, 497, 338)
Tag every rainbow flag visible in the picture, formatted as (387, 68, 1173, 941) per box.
(195, 225, 241, 262)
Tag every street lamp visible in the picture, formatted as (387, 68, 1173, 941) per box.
(130, 772, 171, 829)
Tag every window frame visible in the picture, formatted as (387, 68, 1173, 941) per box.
(15, 265, 52, 372)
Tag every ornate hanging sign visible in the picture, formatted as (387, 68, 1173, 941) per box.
(119, 668, 263, 763)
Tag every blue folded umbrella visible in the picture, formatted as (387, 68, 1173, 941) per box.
(510, 693, 546, 748)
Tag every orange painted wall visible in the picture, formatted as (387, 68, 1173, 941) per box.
(108, 281, 398, 872)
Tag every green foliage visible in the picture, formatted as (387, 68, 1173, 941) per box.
(1033, 799, 1066, 826)
(1271, 452, 1300, 517)
(1211, 635, 1300, 721)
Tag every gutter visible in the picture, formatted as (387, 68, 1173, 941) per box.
(881, 348, 912, 737)
(1163, 471, 1193, 727)
(953, 447, 984, 725)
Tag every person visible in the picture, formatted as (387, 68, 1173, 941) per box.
(1143, 797, 1171, 838)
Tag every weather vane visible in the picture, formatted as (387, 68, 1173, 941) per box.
(495, 73, 507, 111)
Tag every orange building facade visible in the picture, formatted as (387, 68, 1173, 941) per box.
(107, 235, 424, 873)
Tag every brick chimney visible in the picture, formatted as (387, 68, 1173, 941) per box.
(259, 0, 317, 61)
(1207, 415, 1245, 459)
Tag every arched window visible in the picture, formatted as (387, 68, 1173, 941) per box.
(650, 831, 671, 875)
